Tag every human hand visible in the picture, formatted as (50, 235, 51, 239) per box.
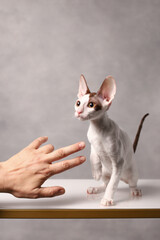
(0, 136, 86, 198)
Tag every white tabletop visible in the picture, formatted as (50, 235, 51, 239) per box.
(0, 179, 160, 218)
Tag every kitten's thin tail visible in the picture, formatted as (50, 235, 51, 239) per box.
(133, 113, 149, 153)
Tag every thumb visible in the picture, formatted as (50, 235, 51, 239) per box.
(36, 186, 65, 198)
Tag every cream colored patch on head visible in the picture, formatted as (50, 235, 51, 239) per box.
(75, 94, 89, 110)
(75, 94, 91, 119)
(75, 93, 104, 121)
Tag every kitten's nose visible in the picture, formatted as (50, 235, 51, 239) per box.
(77, 111, 83, 115)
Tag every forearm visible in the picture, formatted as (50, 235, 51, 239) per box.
(0, 160, 13, 194)
(0, 162, 6, 193)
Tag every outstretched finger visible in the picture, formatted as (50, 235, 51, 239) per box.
(38, 144, 54, 154)
(49, 156, 86, 175)
(46, 142, 85, 163)
(28, 136, 48, 149)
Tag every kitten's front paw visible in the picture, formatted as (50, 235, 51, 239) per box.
(87, 185, 106, 194)
(87, 187, 98, 194)
(101, 198, 114, 206)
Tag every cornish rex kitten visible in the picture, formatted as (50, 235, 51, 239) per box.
(75, 75, 148, 206)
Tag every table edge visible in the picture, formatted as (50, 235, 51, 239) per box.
(0, 208, 160, 219)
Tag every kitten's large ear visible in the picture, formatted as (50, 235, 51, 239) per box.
(97, 76, 116, 103)
(77, 74, 90, 98)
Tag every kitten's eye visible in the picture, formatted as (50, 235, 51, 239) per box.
(88, 102, 95, 108)
(76, 100, 81, 107)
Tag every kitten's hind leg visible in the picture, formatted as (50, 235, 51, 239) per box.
(128, 175, 142, 197)
(87, 175, 110, 194)
(129, 182, 142, 197)
(130, 187, 142, 197)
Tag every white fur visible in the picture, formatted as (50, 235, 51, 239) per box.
(87, 114, 140, 206)
(75, 76, 141, 206)
(75, 95, 90, 119)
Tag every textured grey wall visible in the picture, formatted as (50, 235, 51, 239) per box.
(0, 0, 160, 239)
(0, 0, 160, 179)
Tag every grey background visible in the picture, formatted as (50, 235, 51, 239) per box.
(0, 0, 160, 239)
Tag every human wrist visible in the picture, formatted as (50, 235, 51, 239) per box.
(0, 162, 7, 193)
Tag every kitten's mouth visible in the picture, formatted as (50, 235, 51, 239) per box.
(75, 112, 87, 120)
